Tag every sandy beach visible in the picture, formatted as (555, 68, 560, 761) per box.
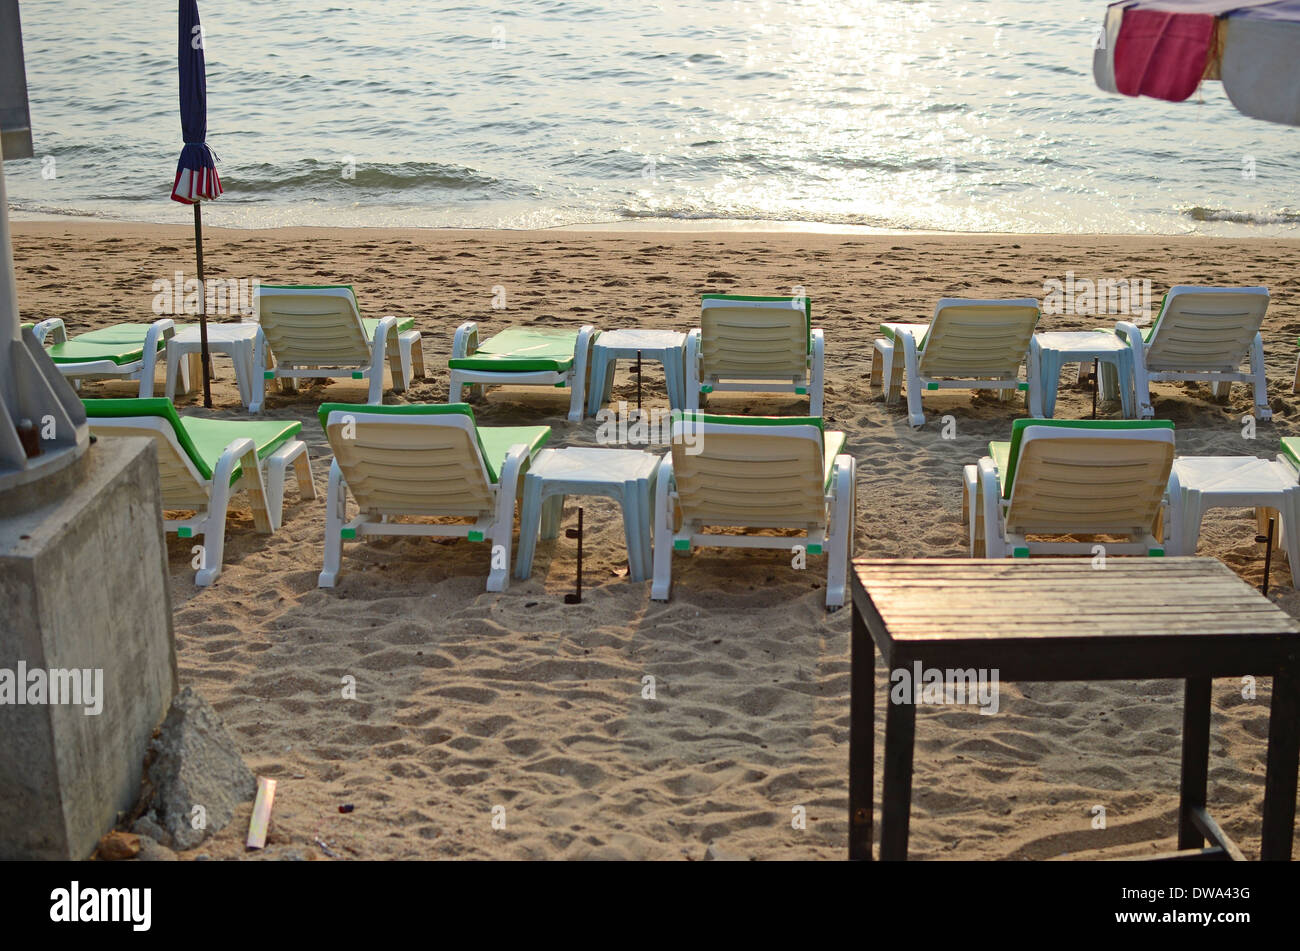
(13, 220, 1300, 860)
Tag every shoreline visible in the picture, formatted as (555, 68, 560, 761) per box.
(10, 208, 1300, 242)
(11, 216, 1300, 247)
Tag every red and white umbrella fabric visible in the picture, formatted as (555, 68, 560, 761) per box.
(1095, 0, 1300, 127)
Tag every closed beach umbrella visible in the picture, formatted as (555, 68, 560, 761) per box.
(172, 0, 223, 407)
(1094, 0, 1300, 127)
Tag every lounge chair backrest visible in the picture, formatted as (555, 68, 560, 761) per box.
(255, 285, 370, 366)
(83, 400, 212, 507)
(919, 298, 1039, 377)
(1143, 286, 1269, 371)
(1005, 422, 1174, 536)
(700, 295, 810, 378)
(322, 405, 496, 518)
(670, 413, 827, 528)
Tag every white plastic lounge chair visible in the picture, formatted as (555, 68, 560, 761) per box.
(83, 397, 314, 585)
(963, 419, 1174, 559)
(872, 298, 1039, 428)
(448, 323, 598, 423)
(34, 317, 180, 398)
(684, 295, 825, 415)
(1115, 286, 1271, 421)
(318, 402, 551, 591)
(252, 284, 425, 406)
(650, 411, 855, 609)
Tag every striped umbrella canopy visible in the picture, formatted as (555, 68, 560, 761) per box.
(172, 0, 222, 203)
(172, 0, 220, 407)
(1094, 0, 1300, 126)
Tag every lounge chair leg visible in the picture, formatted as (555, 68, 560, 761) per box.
(650, 453, 674, 601)
(196, 485, 232, 587)
(1251, 332, 1272, 420)
(825, 455, 855, 609)
(294, 448, 316, 500)
(265, 456, 288, 533)
(1293, 353, 1300, 395)
(489, 446, 527, 591)
(683, 329, 702, 411)
(319, 461, 347, 587)
(409, 332, 426, 379)
(870, 344, 884, 388)
(978, 460, 1004, 558)
(901, 332, 926, 427)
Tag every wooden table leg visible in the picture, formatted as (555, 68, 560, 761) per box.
(879, 676, 916, 861)
(1261, 663, 1300, 860)
(1178, 676, 1212, 850)
(848, 606, 874, 860)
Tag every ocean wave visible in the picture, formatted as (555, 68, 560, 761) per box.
(225, 160, 506, 195)
(1184, 206, 1300, 225)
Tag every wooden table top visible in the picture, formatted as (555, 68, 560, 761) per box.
(851, 558, 1300, 680)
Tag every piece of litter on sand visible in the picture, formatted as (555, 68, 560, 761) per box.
(314, 837, 340, 858)
(339, 803, 355, 814)
(246, 777, 277, 850)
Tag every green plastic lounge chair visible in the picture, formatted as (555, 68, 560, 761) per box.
(253, 285, 425, 406)
(83, 397, 314, 585)
(963, 419, 1174, 559)
(34, 318, 181, 398)
(650, 411, 855, 609)
(318, 402, 551, 591)
(1115, 286, 1270, 420)
(873, 298, 1040, 428)
(685, 294, 825, 415)
(448, 323, 598, 423)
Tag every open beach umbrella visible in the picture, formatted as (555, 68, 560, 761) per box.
(1094, 0, 1300, 126)
(172, 0, 223, 408)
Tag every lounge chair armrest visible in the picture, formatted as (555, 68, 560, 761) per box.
(1115, 320, 1145, 352)
(213, 436, 273, 534)
(31, 317, 66, 345)
(685, 328, 701, 366)
(684, 329, 702, 405)
(811, 327, 825, 367)
(368, 314, 399, 350)
(496, 443, 531, 526)
(574, 324, 599, 363)
(452, 321, 479, 360)
(654, 451, 675, 532)
(138, 318, 178, 398)
(144, 317, 177, 352)
(212, 436, 259, 487)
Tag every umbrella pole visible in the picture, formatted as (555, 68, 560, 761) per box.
(194, 200, 212, 408)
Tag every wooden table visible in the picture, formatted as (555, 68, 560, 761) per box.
(848, 558, 1300, 861)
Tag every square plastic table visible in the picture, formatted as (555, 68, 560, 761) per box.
(586, 329, 688, 417)
(849, 558, 1300, 861)
(514, 447, 662, 582)
(1169, 455, 1300, 586)
(1028, 330, 1135, 418)
(165, 322, 267, 412)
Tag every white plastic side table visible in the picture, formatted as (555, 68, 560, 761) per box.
(514, 447, 662, 582)
(1168, 455, 1300, 586)
(586, 329, 687, 416)
(165, 323, 267, 411)
(1028, 330, 1135, 418)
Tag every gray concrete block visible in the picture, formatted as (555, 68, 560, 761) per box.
(0, 437, 177, 859)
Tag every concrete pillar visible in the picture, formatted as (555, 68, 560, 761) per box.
(0, 437, 178, 859)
